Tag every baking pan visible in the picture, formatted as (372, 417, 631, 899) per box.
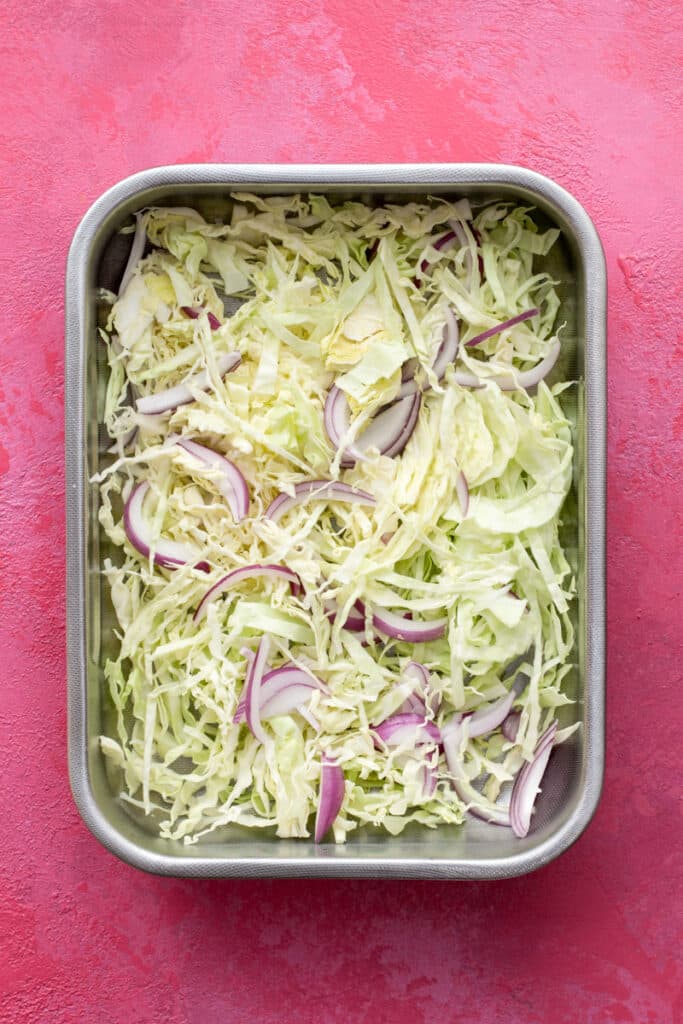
(65, 164, 605, 878)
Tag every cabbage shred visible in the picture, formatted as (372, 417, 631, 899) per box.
(97, 195, 576, 844)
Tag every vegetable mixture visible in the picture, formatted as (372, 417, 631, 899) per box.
(97, 194, 577, 845)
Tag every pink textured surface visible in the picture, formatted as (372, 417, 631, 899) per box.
(1, 1, 682, 1021)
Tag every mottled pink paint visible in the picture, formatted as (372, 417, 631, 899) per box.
(0, 1, 682, 1022)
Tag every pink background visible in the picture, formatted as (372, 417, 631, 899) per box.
(1, 1, 682, 1021)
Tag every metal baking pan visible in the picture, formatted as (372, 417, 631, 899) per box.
(65, 164, 605, 878)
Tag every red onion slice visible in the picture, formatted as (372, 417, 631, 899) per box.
(442, 723, 511, 826)
(461, 666, 529, 739)
(400, 661, 440, 716)
(400, 691, 427, 715)
(419, 229, 457, 274)
(455, 471, 469, 517)
(265, 480, 376, 523)
(324, 599, 366, 632)
(494, 339, 561, 391)
(180, 305, 222, 331)
(118, 214, 146, 297)
(244, 634, 271, 743)
(502, 711, 521, 743)
(326, 383, 421, 466)
(366, 238, 380, 261)
(397, 358, 419, 399)
(344, 601, 367, 630)
(420, 762, 438, 799)
(471, 225, 485, 276)
(453, 220, 485, 277)
(449, 220, 475, 288)
(465, 308, 539, 348)
(135, 351, 241, 415)
(510, 721, 558, 838)
(195, 564, 301, 623)
(374, 713, 441, 747)
(372, 606, 448, 643)
(234, 664, 328, 723)
(314, 755, 345, 843)
(397, 307, 459, 399)
(405, 661, 429, 696)
(123, 481, 209, 571)
(323, 385, 362, 463)
(432, 307, 461, 382)
(453, 339, 561, 392)
(175, 438, 249, 523)
(401, 358, 419, 382)
(463, 689, 521, 740)
(259, 667, 328, 718)
(340, 393, 421, 467)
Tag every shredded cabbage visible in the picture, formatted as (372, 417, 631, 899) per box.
(97, 194, 577, 844)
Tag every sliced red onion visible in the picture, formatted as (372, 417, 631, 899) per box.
(366, 236, 382, 260)
(314, 755, 345, 843)
(324, 599, 366, 632)
(265, 480, 376, 523)
(401, 358, 419, 382)
(448, 220, 475, 288)
(195, 564, 301, 623)
(400, 691, 427, 715)
(420, 761, 438, 799)
(243, 634, 271, 743)
(462, 669, 528, 739)
(451, 220, 486, 282)
(397, 378, 419, 400)
(374, 713, 441, 747)
(455, 471, 469, 517)
(499, 339, 561, 390)
(404, 661, 430, 689)
(454, 339, 561, 392)
(454, 778, 511, 827)
(419, 229, 457, 274)
(180, 305, 222, 331)
(326, 384, 421, 466)
(135, 352, 241, 415)
(510, 721, 558, 838)
(471, 225, 485, 277)
(372, 605, 448, 643)
(123, 481, 209, 571)
(342, 393, 421, 466)
(502, 711, 521, 743)
(345, 601, 367, 630)
(400, 308, 460, 403)
(234, 664, 328, 723)
(259, 667, 327, 718)
(118, 213, 146, 297)
(442, 723, 511, 826)
(432, 307, 460, 381)
(323, 385, 361, 463)
(400, 661, 440, 715)
(466, 308, 539, 348)
(175, 438, 249, 523)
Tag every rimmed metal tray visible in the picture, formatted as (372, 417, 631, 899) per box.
(65, 164, 605, 878)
